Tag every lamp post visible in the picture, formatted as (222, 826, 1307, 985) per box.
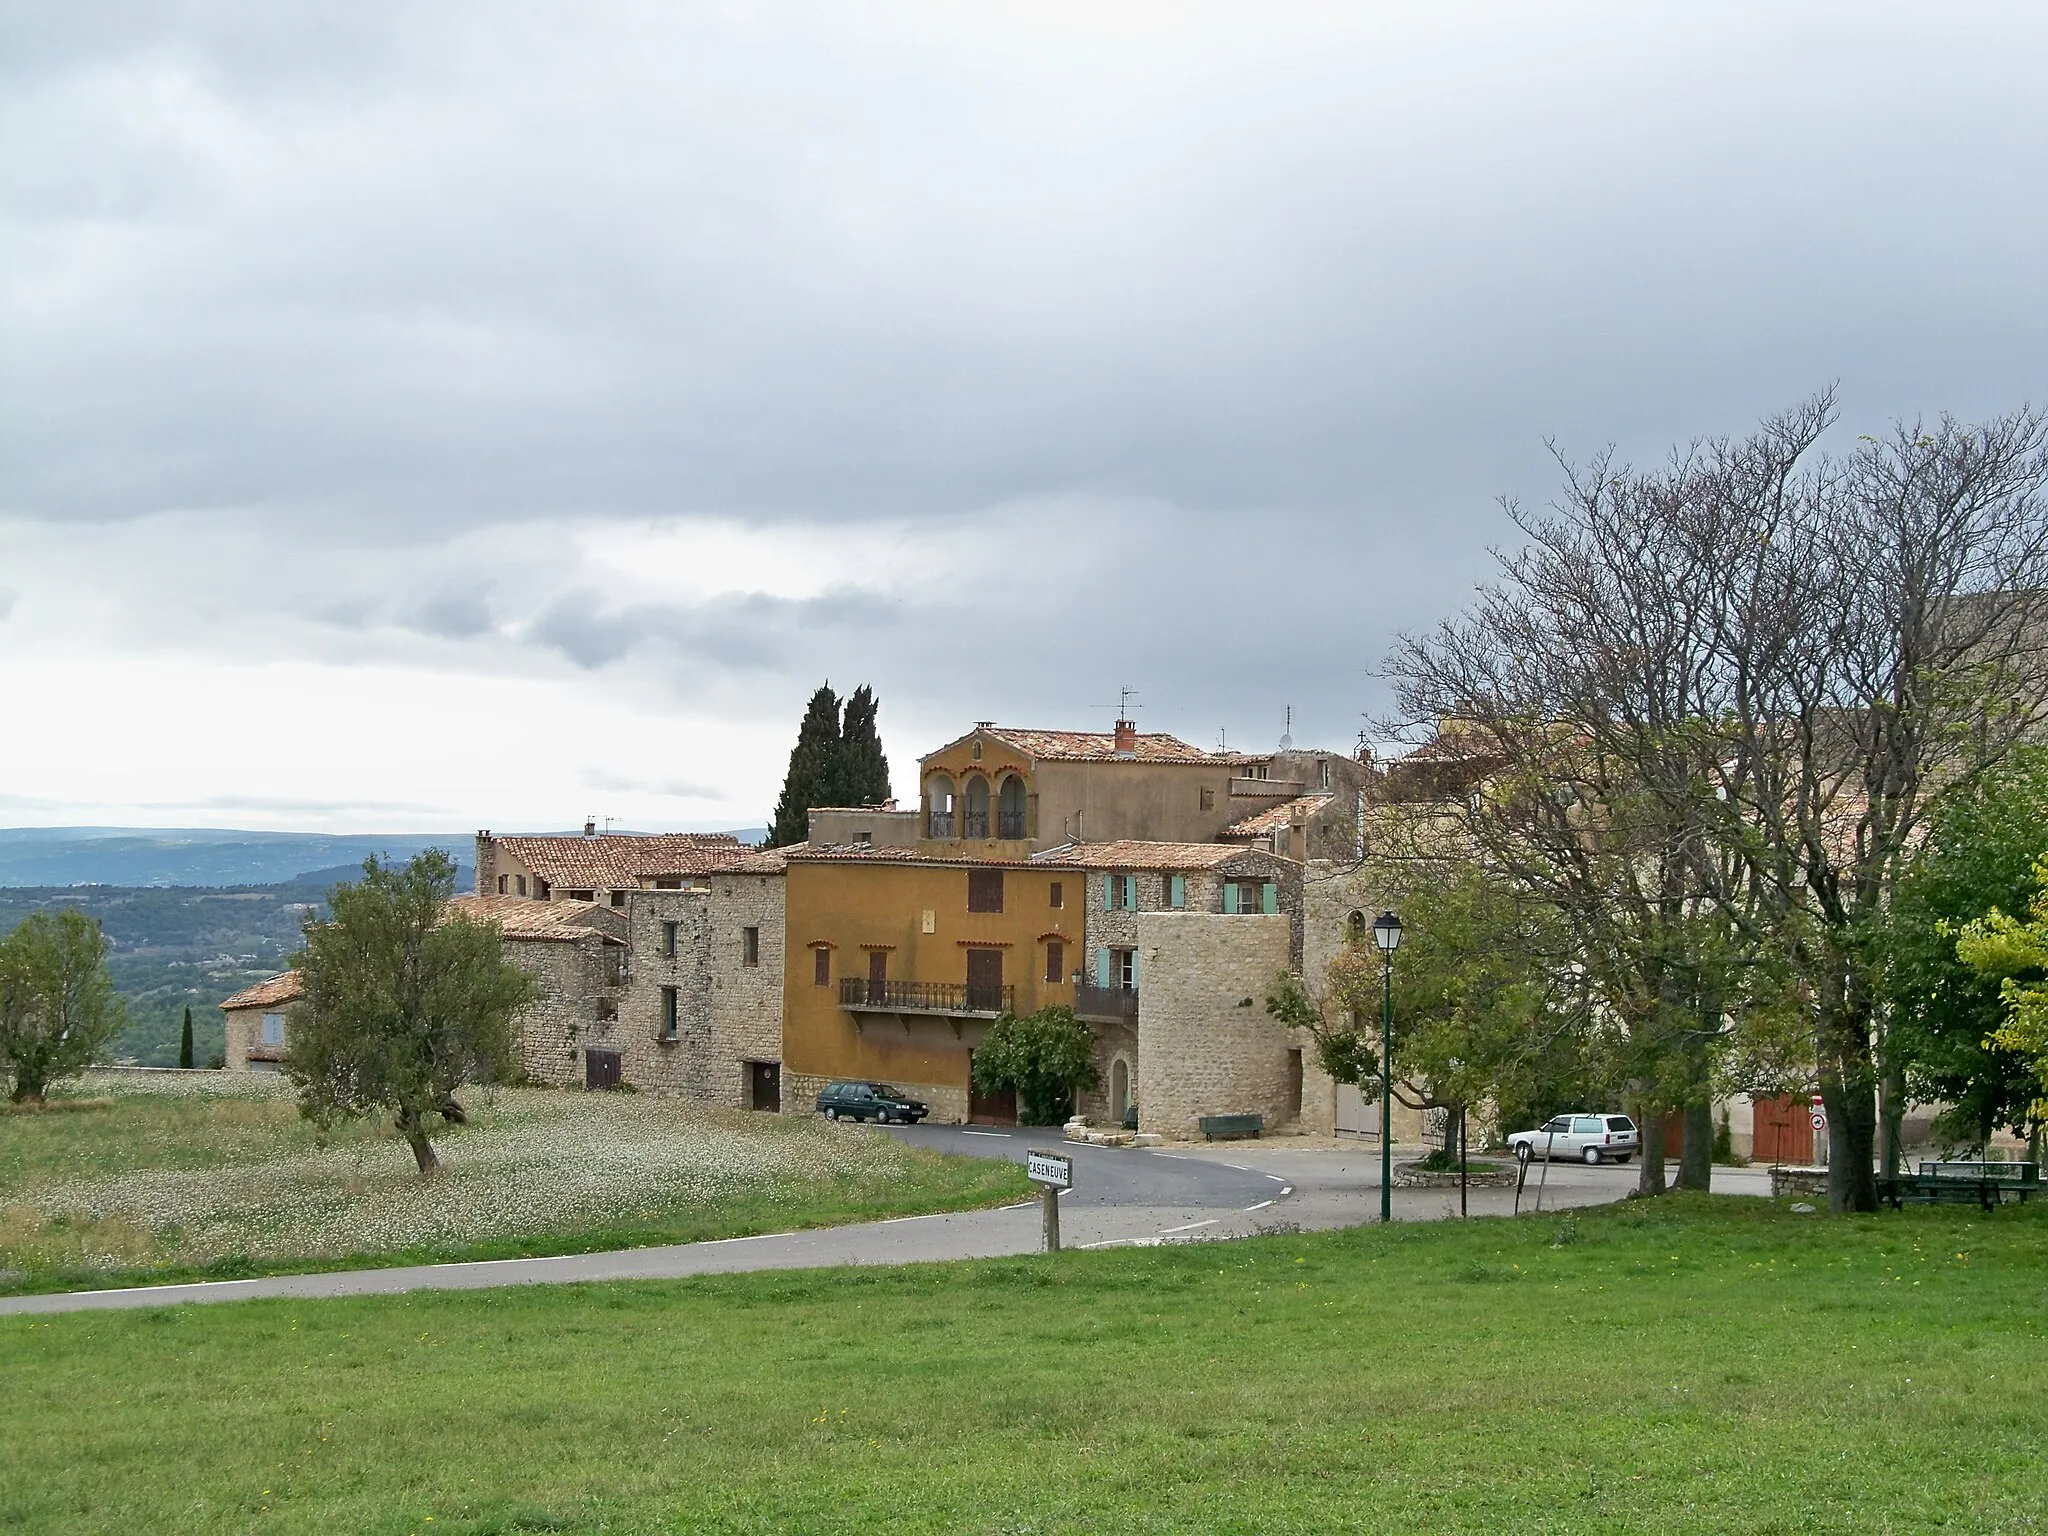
(1372, 910, 1403, 1225)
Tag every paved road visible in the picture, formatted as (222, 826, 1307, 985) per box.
(0, 1132, 1766, 1317)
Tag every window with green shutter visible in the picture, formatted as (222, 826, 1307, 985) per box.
(1168, 874, 1185, 909)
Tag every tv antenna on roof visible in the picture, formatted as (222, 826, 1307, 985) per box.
(1278, 705, 1293, 752)
(1089, 686, 1142, 720)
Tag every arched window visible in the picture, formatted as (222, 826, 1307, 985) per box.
(1346, 910, 1368, 946)
(997, 774, 1027, 840)
(926, 775, 956, 838)
(962, 775, 991, 839)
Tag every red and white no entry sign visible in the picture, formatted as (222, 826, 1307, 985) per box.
(1810, 1112, 1827, 1130)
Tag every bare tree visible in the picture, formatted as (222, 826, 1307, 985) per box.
(1388, 394, 2048, 1211)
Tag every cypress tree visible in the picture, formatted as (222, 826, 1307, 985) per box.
(838, 684, 892, 807)
(767, 684, 844, 846)
(178, 1004, 195, 1069)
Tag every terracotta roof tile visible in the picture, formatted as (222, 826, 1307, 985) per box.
(445, 895, 622, 943)
(1224, 794, 1335, 837)
(966, 727, 1238, 766)
(786, 844, 1060, 869)
(219, 971, 303, 1012)
(1032, 840, 1284, 871)
(492, 833, 776, 890)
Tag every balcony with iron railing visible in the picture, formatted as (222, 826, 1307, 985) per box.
(997, 811, 1027, 839)
(840, 977, 1015, 1016)
(1073, 983, 1139, 1022)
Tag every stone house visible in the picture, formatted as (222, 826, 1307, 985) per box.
(471, 833, 789, 1103)
(219, 971, 303, 1071)
(617, 861, 788, 1110)
(441, 895, 631, 1088)
(1036, 841, 1309, 1133)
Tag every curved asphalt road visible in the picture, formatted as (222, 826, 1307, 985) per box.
(0, 1127, 1746, 1317)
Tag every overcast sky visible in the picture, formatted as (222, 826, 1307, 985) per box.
(4, 2, 2046, 833)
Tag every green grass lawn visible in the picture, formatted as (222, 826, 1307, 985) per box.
(3, 1197, 2043, 1534)
(0, 1074, 1028, 1294)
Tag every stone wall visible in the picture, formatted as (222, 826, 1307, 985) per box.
(504, 933, 623, 1087)
(1134, 912, 1298, 1138)
(1074, 1017, 1138, 1126)
(618, 874, 786, 1108)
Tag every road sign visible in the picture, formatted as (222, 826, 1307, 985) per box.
(1810, 1113, 1827, 1130)
(1026, 1150, 1072, 1188)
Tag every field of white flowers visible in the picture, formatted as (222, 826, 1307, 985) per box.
(0, 1072, 1012, 1279)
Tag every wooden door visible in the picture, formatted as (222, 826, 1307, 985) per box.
(1752, 1094, 1809, 1164)
(965, 948, 1004, 1012)
(585, 1049, 622, 1091)
(868, 949, 888, 1005)
(749, 1061, 781, 1112)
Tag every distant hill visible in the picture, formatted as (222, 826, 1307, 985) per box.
(0, 828, 473, 889)
(0, 826, 768, 889)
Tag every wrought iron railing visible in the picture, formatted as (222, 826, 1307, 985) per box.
(997, 812, 1027, 839)
(840, 977, 1015, 1015)
(927, 813, 955, 838)
(1073, 983, 1138, 1022)
(962, 811, 990, 838)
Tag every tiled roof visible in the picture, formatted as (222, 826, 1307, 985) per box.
(492, 833, 775, 889)
(444, 895, 622, 943)
(786, 843, 1063, 869)
(219, 971, 302, 1012)
(969, 727, 1235, 766)
(1224, 794, 1335, 837)
(1032, 840, 1279, 871)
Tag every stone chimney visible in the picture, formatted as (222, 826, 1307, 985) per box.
(474, 832, 496, 897)
(583, 818, 597, 837)
(1113, 718, 1137, 758)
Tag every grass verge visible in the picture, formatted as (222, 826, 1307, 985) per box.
(0, 1074, 1028, 1295)
(3, 1196, 2044, 1533)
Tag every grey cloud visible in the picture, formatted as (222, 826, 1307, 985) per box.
(528, 587, 904, 674)
(581, 769, 727, 803)
(0, 587, 16, 621)
(405, 584, 494, 640)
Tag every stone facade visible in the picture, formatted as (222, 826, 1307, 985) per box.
(1133, 911, 1305, 1138)
(502, 930, 628, 1087)
(217, 972, 303, 1072)
(617, 873, 786, 1108)
(1073, 1017, 1138, 1127)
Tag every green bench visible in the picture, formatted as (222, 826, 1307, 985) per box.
(1878, 1161, 2039, 1211)
(1199, 1113, 1264, 1141)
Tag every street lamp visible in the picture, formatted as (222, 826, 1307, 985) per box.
(1372, 911, 1403, 1224)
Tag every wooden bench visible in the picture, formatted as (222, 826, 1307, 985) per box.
(1878, 1162, 2039, 1211)
(1199, 1113, 1264, 1141)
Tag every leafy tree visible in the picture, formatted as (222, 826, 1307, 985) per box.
(0, 909, 126, 1104)
(286, 851, 539, 1175)
(767, 682, 894, 846)
(1952, 863, 2048, 1155)
(1268, 867, 1599, 1156)
(971, 1005, 1099, 1125)
(1881, 748, 2048, 1154)
(178, 1004, 195, 1069)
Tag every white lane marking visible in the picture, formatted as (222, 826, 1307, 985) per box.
(962, 1130, 1012, 1138)
(1221, 1164, 1252, 1172)
(1280, 1186, 1293, 1196)
(1148, 1152, 1197, 1161)
(1077, 1238, 1158, 1250)
(1245, 1200, 1273, 1212)
(1159, 1218, 1220, 1234)
(880, 1214, 942, 1224)
(1264, 1173, 1286, 1183)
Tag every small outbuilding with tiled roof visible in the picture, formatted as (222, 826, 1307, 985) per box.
(220, 971, 303, 1071)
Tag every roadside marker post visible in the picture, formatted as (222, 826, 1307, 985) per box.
(1027, 1150, 1071, 1253)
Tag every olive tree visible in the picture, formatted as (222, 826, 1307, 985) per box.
(287, 850, 539, 1175)
(0, 909, 125, 1104)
